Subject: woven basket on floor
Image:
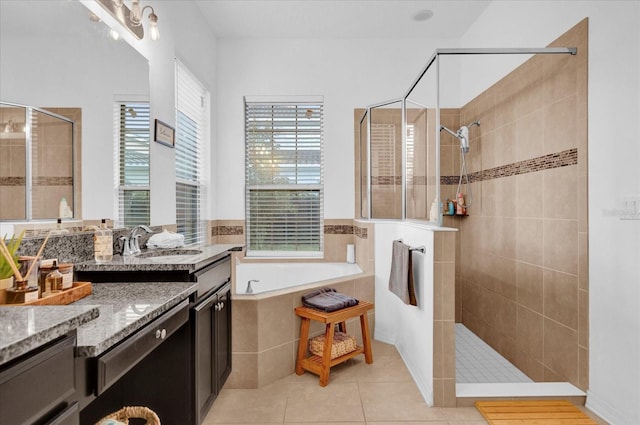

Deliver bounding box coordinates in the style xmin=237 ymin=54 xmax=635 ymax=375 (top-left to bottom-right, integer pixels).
xmin=95 ymin=406 xmax=160 ymax=425
xmin=309 ymin=331 xmax=357 ymax=359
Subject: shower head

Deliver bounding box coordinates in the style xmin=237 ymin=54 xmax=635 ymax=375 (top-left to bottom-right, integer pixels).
xmin=440 ymin=124 xmax=472 ymax=153
xmin=457 ymin=126 xmax=470 ymax=153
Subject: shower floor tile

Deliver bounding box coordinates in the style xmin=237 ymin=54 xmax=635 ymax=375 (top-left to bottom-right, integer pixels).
xmin=456 ymin=323 xmax=533 ymax=384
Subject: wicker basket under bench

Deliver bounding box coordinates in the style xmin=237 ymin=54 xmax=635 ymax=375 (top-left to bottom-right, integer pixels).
xmin=294 ymin=301 xmax=374 ymax=386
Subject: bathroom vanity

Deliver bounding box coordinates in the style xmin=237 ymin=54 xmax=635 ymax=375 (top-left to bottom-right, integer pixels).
xmin=75 ymin=244 xmax=238 ymax=425
xmin=0 ymin=244 xmax=239 ymax=425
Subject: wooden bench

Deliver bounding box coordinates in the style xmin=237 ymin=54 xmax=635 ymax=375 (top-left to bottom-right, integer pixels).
xmin=295 ymin=301 xmax=374 ymax=386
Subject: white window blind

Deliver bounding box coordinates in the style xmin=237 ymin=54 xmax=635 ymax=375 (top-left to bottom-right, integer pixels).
xmin=371 ymin=123 xmax=396 ymax=178
xmin=114 ymin=102 xmax=150 ymax=227
xmin=245 ymin=99 xmax=324 ymax=256
xmin=176 ymin=60 xmax=208 ymax=246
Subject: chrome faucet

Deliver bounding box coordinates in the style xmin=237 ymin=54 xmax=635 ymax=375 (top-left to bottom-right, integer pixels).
xmin=120 ymin=225 xmax=153 ymax=256
xmin=246 ymin=279 xmax=259 ymax=294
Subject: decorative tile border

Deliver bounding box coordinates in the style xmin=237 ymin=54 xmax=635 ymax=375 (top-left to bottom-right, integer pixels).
xmin=368 ymin=149 xmax=577 ymax=187
xmin=0 ymin=177 xmax=25 ymax=186
xmin=371 ymin=176 xmax=403 ymax=185
xmin=354 ymin=226 xmax=368 ymax=239
xmin=324 ymin=225 xmax=354 ymax=235
xmin=34 ymin=176 xmax=73 ymax=186
xmin=0 ymin=176 xmax=73 ymax=186
xmin=441 ymin=149 xmax=578 ymax=184
xmin=215 ymin=225 xmax=244 ymax=236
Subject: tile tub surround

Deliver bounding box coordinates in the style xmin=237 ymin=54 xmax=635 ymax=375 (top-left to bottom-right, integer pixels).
xmin=227 ymin=273 xmax=375 ymax=389
xmin=0 ymin=305 xmax=99 ymax=366
xmin=444 ymin=19 xmax=589 ymax=390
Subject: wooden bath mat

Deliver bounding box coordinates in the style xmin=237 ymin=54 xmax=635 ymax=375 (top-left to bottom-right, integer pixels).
xmin=475 ymin=400 xmax=597 ymax=425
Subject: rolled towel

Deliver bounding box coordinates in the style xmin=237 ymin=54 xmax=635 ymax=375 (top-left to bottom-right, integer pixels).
xmin=146 ymin=229 xmax=185 ymax=249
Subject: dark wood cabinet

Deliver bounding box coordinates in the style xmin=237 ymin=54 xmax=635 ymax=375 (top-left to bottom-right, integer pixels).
xmin=0 ymin=333 xmax=78 ymax=425
xmin=215 ymin=284 xmax=232 ymax=388
xmin=192 ymin=281 xmax=232 ymax=425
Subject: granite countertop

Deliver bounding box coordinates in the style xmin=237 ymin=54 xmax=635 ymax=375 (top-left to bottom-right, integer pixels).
xmin=1 ymin=243 xmax=239 ymax=365
xmin=72 ymin=281 xmax=197 ymax=357
xmin=0 ymin=305 xmax=100 ymax=366
xmin=75 ymin=244 xmax=241 ymax=273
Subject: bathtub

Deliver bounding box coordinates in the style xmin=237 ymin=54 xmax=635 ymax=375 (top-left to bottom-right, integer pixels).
xmin=228 ymin=260 xmax=374 ymax=389
xmin=234 ymin=261 xmax=364 ymax=296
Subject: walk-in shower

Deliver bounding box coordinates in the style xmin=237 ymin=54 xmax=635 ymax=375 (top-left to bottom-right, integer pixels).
xmin=358 ymin=41 xmax=585 ymax=402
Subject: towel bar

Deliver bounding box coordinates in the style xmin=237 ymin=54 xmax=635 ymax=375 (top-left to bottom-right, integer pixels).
xmin=393 ymin=239 xmax=425 ymax=254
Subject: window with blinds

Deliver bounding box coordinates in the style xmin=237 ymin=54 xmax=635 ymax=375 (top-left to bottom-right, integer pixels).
xmin=245 ymin=99 xmax=324 ymax=256
xmin=176 ymin=60 xmax=208 ymax=246
xmin=115 ymin=102 xmax=150 ymax=227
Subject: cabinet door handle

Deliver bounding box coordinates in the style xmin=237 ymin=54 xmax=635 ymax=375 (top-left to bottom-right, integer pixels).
xmin=219 ymin=301 xmax=225 ymax=310
xmin=156 ymin=328 xmax=167 ymax=339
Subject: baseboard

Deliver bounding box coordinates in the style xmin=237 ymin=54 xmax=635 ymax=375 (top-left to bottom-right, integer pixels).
xmin=587 ymin=390 xmax=634 ymax=425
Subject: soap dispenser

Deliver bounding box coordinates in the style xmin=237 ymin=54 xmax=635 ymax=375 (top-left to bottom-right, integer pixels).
xmin=44 ymin=260 xmax=63 ymax=295
xmin=94 ymin=219 xmax=113 ymax=263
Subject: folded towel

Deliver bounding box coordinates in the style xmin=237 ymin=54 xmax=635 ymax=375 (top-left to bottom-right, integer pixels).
xmin=388 ymin=240 xmax=417 ymax=306
xmin=147 ymin=230 xmax=185 ymax=249
xmin=302 ymin=287 xmax=359 ymax=312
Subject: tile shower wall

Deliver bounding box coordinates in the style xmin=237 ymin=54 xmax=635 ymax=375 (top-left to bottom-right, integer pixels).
xmin=442 ymin=19 xmax=588 ymax=390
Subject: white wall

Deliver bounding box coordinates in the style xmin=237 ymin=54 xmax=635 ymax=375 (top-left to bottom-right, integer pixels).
xmin=81 ymin=0 xmax=219 ymax=226
xmin=216 ymin=37 xmax=459 ymax=219
xmin=460 ymin=2 xmax=640 ymax=424
xmin=374 ymin=221 xmax=436 ymax=405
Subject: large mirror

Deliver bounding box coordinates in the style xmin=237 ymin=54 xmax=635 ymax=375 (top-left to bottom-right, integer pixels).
xmin=0 ymin=0 xmax=149 ymax=226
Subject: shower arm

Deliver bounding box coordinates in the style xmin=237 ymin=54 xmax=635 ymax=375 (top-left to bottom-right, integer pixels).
xmin=440 ymin=125 xmax=458 ymax=139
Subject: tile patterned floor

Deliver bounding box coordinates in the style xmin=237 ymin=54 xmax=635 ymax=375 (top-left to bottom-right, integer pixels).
xmin=455 ymin=324 xmax=533 ymax=384
xmin=203 ymin=339 xmax=607 ymax=425
xmin=203 ymin=339 xmax=488 ymax=425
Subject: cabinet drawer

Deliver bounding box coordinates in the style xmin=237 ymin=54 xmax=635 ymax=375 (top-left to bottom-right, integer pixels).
xmin=0 ymin=333 xmax=76 ymax=425
xmin=46 ymin=402 xmax=79 ymax=425
xmin=96 ymin=299 xmax=189 ymax=395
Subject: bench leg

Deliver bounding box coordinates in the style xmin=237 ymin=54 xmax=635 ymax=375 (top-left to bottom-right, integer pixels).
xmin=360 ymin=313 xmax=373 ymax=364
xmin=319 ymin=323 xmax=335 ymax=386
xmin=338 ymin=321 xmax=347 ymax=333
xmin=296 ymin=318 xmax=311 ymax=375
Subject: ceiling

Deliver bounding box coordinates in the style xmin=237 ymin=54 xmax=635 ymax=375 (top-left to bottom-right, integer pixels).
xmin=194 ymin=0 xmax=492 ymax=39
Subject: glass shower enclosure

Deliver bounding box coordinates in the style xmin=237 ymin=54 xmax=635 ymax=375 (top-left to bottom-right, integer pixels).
xmin=358 ymin=48 xmax=577 ymax=226
xmin=0 ymin=102 xmax=76 ymax=221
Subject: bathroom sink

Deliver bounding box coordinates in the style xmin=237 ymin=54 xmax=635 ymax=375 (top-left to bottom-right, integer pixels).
xmin=137 ymin=249 xmax=203 ymax=259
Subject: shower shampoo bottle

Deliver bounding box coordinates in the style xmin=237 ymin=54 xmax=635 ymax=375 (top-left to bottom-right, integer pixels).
xmin=456 ymin=193 xmax=466 ymax=215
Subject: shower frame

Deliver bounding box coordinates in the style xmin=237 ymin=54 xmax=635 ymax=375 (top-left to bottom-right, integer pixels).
xmin=0 ymin=101 xmax=76 ymax=221
xmin=359 ymin=47 xmax=577 ymax=226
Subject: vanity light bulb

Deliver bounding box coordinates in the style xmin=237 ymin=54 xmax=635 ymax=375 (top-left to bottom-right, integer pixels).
xmin=149 ymin=21 xmax=160 ymax=41
xmin=148 ymin=12 xmax=159 ymax=41
xmin=110 ymin=29 xmax=120 ymax=40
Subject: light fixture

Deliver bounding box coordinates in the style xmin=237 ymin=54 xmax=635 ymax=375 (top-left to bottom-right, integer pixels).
xmin=97 ymin=0 xmax=159 ymax=41
xmin=129 ymin=0 xmax=160 ymax=41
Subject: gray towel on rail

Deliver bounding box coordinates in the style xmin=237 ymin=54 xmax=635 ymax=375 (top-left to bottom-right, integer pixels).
xmin=302 ymin=287 xmax=359 ymax=312
xmin=388 ymin=240 xmax=417 ymax=306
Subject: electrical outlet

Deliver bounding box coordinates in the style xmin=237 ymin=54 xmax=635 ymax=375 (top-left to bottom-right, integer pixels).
xmin=621 ymin=196 xmax=640 ymax=220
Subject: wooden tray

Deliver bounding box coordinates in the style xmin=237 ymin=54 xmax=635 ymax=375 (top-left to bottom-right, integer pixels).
xmin=0 ymin=282 xmax=92 ymax=305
